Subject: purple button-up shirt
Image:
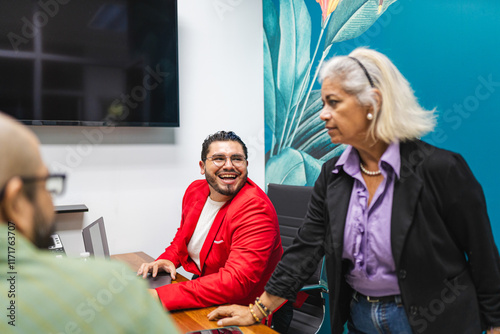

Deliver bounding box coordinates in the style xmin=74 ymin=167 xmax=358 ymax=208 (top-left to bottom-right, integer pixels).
xmin=333 ymin=142 xmax=401 ymax=297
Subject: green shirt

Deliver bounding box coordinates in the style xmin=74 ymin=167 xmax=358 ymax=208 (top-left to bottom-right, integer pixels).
xmin=0 ymin=222 xmax=180 ymax=333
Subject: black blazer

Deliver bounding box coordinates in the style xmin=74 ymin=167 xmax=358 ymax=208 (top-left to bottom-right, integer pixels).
xmin=266 ymin=140 xmax=500 ymax=333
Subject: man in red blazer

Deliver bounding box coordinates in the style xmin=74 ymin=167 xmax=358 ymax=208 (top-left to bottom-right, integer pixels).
xmin=137 ymin=131 xmax=283 ymax=311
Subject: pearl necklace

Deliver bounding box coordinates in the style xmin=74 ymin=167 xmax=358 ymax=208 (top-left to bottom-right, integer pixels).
xmin=360 ymin=162 xmax=381 ymax=176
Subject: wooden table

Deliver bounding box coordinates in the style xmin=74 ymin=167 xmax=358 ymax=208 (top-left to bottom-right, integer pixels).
xmin=111 ymin=252 xmax=278 ymax=334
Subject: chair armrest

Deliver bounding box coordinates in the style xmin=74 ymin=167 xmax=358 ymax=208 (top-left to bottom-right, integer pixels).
xmin=300 ymin=283 xmax=328 ymax=293
xmin=300 ymin=257 xmax=329 ymax=293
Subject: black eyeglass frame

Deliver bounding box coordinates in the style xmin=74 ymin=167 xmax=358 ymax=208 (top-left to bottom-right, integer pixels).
xmin=0 ymin=173 xmax=66 ymax=201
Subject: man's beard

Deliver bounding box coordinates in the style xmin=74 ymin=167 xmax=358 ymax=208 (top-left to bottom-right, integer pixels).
xmin=205 ymin=169 xmax=247 ymax=198
xmin=32 ymin=202 xmax=56 ymax=249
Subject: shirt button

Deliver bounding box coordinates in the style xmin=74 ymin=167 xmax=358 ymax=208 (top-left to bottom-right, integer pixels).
xmin=399 ymin=269 xmax=407 ymax=279
xmin=410 ymin=305 xmax=418 ymax=315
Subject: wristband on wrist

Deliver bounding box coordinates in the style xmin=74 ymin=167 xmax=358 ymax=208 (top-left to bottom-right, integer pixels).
xmin=490 ymin=326 xmax=500 ymax=332
xmin=255 ymin=297 xmax=271 ymax=317
xmin=249 ymin=304 xmax=261 ymax=323
xmin=254 ymin=302 xmax=267 ymax=320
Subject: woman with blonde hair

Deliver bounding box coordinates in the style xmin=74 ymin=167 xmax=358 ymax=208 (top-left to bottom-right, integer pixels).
xmin=209 ymin=48 xmax=500 ymax=333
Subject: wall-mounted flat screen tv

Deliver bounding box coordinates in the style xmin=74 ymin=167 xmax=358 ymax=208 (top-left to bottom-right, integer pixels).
xmin=0 ymin=0 xmax=179 ymax=127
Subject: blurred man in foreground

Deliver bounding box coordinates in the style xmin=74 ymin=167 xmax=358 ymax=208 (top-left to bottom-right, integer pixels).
xmin=0 ymin=112 xmax=179 ymax=333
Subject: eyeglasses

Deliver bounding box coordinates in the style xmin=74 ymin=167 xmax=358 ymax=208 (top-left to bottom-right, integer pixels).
xmin=0 ymin=174 xmax=66 ymax=202
xmin=206 ymin=154 xmax=247 ymax=167
xmin=22 ymin=174 xmax=67 ymax=196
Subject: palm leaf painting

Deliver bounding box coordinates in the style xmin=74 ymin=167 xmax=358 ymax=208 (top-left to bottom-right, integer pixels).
xmin=264 ymin=0 xmax=398 ymax=187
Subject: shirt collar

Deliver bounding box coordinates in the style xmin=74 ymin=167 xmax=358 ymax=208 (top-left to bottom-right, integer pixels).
xmin=332 ymin=141 xmax=401 ymax=179
xmin=382 ymin=141 xmax=401 ymax=178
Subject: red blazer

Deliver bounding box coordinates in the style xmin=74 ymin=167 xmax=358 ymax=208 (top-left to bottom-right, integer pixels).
xmin=156 ymin=178 xmax=282 ymax=310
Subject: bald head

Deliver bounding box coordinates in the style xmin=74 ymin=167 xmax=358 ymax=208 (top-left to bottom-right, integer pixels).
xmin=0 ymin=112 xmax=43 ymax=189
xmin=0 ymin=112 xmax=55 ymax=245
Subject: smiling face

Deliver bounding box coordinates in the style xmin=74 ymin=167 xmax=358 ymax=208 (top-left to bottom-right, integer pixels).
xmin=319 ymin=77 xmax=372 ymax=148
xmin=199 ymin=141 xmax=248 ymax=202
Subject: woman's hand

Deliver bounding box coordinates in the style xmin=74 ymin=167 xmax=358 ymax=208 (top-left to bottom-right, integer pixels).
xmin=207 ymin=305 xmax=256 ymax=327
xmin=208 ymin=292 xmax=285 ymax=327
xmin=136 ymin=259 xmax=177 ymax=280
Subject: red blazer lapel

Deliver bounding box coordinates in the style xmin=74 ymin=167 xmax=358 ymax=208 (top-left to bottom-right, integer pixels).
xmin=198 ymin=202 xmax=229 ymax=272
xmin=178 ymin=185 xmax=210 ymax=260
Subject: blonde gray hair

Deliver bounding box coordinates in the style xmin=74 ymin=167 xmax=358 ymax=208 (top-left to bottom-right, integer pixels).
xmin=319 ymin=47 xmax=436 ymax=143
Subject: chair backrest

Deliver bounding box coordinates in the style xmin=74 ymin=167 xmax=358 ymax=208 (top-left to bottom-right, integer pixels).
xmin=267 ymin=183 xmax=313 ymax=251
xmin=268 ymin=183 xmax=322 ymax=285
xmin=267 ymin=183 xmax=331 ymax=334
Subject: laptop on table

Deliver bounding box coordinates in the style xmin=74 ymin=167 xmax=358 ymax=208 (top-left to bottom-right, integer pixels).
xmin=82 ymin=217 xmax=171 ymax=288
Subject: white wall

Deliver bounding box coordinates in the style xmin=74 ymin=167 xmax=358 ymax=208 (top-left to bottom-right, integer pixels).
xmin=32 ymin=0 xmax=264 ymax=262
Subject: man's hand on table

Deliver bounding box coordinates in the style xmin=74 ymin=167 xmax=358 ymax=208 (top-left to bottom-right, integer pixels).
xmin=137 ymin=259 xmax=177 ymax=280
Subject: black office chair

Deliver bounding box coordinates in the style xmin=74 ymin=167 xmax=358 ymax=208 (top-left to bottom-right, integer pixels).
xmin=267 ymin=183 xmax=331 ymax=334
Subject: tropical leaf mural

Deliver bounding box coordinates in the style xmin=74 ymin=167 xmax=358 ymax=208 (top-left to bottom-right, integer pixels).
xmin=264 ymin=0 xmax=399 ymax=187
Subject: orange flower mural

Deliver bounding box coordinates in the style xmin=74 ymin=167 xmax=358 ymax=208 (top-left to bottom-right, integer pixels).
xmin=316 ymin=0 xmax=341 ymax=22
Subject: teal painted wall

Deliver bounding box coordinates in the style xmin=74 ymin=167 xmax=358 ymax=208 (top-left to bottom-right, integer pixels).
xmin=265 ymin=0 xmax=500 ymax=244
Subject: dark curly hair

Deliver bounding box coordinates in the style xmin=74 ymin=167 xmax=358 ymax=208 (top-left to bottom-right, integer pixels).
xmin=201 ymin=131 xmax=248 ymax=161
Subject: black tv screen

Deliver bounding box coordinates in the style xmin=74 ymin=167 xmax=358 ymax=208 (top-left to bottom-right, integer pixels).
xmin=0 ymin=0 xmax=179 ymax=127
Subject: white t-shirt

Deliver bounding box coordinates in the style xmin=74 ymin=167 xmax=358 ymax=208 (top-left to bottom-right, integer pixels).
xmin=187 ymin=197 xmax=226 ymax=270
